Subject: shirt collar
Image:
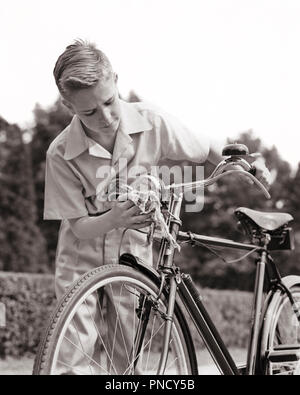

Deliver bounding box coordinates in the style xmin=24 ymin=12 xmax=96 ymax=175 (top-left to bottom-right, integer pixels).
xmin=63 ymin=99 xmax=152 ymax=160
xmin=87 ymin=137 xmax=112 ymax=159
xmin=118 ymin=99 xmax=152 ymax=135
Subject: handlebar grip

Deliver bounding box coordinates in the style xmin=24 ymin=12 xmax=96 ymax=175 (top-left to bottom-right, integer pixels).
xmin=244 ymin=171 xmax=271 ymax=199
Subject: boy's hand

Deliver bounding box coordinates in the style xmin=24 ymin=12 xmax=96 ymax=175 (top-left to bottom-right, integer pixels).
xmin=225 ymin=154 xmax=271 ymax=190
xmin=247 ymin=154 xmax=271 ymax=189
xmin=110 ymin=200 xmax=155 ymax=230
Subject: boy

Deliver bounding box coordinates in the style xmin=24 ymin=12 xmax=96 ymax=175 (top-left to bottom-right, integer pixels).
xmin=44 ymin=40 xmax=270 ymax=373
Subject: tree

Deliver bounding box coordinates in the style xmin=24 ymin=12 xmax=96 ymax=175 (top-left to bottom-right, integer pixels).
xmin=0 ymin=116 xmax=48 ymax=272
xmin=30 ymin=99 xmax=72 ymax=267
xmin=126 ymin=90 xmax=142 ymax=103
xmin=178 ymin=130 xmax=297 ymax=289
xmin=286 ymin=163 xmax=300 ymax=229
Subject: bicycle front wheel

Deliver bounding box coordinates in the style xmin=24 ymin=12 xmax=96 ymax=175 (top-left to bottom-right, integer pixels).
xmin=260 ymin=285 xmax=300 ymax=375
xmin=33 ymin=264 xmax=196 ymax=375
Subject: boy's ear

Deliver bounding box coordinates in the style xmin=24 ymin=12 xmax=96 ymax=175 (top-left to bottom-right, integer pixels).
xmin=61 ymin=97 xmax=73 ymax=113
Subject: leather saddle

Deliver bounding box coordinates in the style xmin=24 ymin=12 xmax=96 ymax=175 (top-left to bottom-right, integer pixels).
xmin=235 ymin=207 xmax=293 ymax=231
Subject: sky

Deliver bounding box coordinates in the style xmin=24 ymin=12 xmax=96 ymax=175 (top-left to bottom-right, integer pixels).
xmin=1 ymin=0 xmax=300 ymax=168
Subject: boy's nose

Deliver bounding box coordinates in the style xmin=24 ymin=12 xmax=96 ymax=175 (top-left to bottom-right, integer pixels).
xmin=99 ymin=107 xmax=113 ymax=126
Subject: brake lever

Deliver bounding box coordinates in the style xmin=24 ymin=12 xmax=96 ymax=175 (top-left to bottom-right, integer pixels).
xmin=207 ymin=160 xmax=270 ymax=199
xmin=233 ymin=170 xmax=271 ymax=199
xmin=210 ymin=157 xmax=252 ymax=178
xmin=222 ymin=157 xmax=270 ymax=199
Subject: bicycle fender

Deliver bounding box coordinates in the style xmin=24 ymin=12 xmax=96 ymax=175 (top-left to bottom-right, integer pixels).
xmin=263 ymin=276 xmax=300 ymax=322
xmin=119 ymin=253 xmax=162 ymax=285
xmin=257 ymin=275 xmax=300 ymax=372
xmin=281 ymin=275 xmax=300 ymax=290
xmin=263 ymin=275 xmax=300 ymax=329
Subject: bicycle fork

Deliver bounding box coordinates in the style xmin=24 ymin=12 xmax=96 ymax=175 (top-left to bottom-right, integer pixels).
xmin=132 ymin=192 xmax=184 ymax=374
xmin=130 ymin=276 xmax=178 ymax=375
xmin=156 ymin=276 xmax=178 ymax=375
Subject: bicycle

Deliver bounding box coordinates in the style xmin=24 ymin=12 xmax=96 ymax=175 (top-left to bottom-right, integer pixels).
xmin=33 ymin=143 xmax=300 ymax=375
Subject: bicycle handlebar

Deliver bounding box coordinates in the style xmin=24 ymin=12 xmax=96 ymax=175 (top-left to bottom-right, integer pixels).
xmin=165 ymin=157 xmax=271 ymax=199
xmin=113 ymin=147 xmax=271 ymax=203
xmin=113 ymin=150 xmax=270 ymax=249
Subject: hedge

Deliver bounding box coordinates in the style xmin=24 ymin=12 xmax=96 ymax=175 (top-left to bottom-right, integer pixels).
xmin=0 ymin=272 xmax=56 ymax=358
xmin=0 ymin=271 xmax=253 ymax=358
xmin=190 ymin=288 xmax=253 ymax=349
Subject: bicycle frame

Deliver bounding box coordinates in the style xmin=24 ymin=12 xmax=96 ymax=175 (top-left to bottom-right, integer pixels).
xmin=177 ymin=231 xmax=269 ymax=375
xmin=121 ymin=154 xmax=295 ymax=375
xmin=150 ymin=188 xmax=276 ymax=375
xmin=176 ymin=234 xmax=267 ymax=375
xmin=120 ymin=231 xmax=270 ymax=375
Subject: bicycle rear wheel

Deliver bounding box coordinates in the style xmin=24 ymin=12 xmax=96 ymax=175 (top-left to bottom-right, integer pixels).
xmin=33 ymin=264 xmax=197 ymax=375
xmin=260 ymin=285 xmax=300 ymax=375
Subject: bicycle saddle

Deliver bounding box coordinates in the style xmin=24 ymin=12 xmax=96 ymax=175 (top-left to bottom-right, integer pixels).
xmin=235 ymin=207 xmax=293 ymax=231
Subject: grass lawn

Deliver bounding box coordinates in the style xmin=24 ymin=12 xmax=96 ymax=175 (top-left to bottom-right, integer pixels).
xmin=196 ymin=348 xmax=247 ymax=375
xmin=0 ymin=357 xmax=34 ymax=375
xmin=0 ymin=348 xmax=247 ymax=375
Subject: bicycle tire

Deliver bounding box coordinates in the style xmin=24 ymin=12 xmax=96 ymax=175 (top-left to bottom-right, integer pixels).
xmin=33 ymin=264 xmax=197 ymax=375
xmin=259 ymin=284 xmax=300 ymax=375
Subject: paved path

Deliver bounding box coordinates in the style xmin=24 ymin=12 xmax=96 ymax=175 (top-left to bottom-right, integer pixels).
xmin=0 ymin=359 xmax=220 ymax=375
xmin=0 ymin=348 xmax=246 ymax=375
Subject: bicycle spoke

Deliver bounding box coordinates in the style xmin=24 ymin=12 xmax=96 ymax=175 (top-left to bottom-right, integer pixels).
xmin=63 ymin=335 xmax=108 ymax=373
xmin=131 ymin=287 xmax=137 ymax=374
xmin=267 ymin=291 xmax=300 ymax=375
xmin=83 ymin=298 xmax=118 ymax=375
xmin=166 ymin=356 xmax=179 ymax=371
xmin=145 ymin=313 xmax=157 ymax=372
xmin=132 ymin=295 xmax=148 ymax=370
xmin=35 ymin=267 xmax=192 ymax=376
xmin=96 ymin=289 xmax=109 ymax=352
xmin=108 ymin=283 xmax=132 ymax=372
xmin=57 ymin=359 xmax=94 ymax=375
xmin=71 ymin=318 xmax=94 ymax=375
xmin=95 ymin=288 xmax=112 ymax=366
xmin=109 ymin=311 xmax=119 ymax=374
xmin=123 ymin=321 xmax=165 ymax=375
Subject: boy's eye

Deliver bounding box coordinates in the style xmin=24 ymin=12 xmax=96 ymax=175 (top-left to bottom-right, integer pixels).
xmin=105 ymin=97 xmax=115 ymax=106
xmin=83 ymin=109 xmax=97 ymax=116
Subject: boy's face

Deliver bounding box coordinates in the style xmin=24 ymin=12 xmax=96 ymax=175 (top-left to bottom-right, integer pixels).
xmin=64 ymin=73 xmax=121 ymax=137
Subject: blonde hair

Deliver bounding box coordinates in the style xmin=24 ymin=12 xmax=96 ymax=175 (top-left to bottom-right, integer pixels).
xmin=53 ymin=39 xmax=113 ymax=96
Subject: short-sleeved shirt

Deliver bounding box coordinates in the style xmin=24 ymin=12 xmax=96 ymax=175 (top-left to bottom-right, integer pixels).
xmin=44 ymin=99 xmax=209 ymax=293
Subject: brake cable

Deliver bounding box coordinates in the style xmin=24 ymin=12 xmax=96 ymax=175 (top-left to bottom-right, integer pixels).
xmin=180 ymin=233 xmax=261 ymax=264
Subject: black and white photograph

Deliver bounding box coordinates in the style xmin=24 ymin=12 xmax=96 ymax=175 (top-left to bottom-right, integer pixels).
xmin=1 ymin=0 xmax=300 ymax=378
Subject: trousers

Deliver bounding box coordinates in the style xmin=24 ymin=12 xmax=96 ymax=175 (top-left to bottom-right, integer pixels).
xmin=54 ymin=225 xmax=153 ymax=375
